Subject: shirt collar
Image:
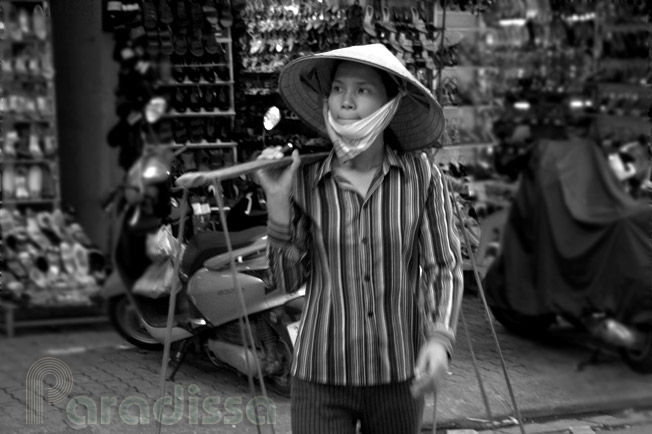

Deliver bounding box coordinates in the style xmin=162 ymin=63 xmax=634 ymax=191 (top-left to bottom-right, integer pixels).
xmin=312 ymin=145 xmax=407 ymax=189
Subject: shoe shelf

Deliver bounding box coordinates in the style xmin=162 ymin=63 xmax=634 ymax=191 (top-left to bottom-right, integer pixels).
xmin=2 ymin=197 xmax=56 ymax=205
xmin=160 ymin=79 xmax=234 ymax=86
xmin=172 ymin=141 xmax=237 ymax=148
xmin=1 ymin=0 xmax=61 ymax=211
xmin=165 ymin=109 xmax=235 ymax=117
xmin=0 ymin=300 xmax=106 ymax=338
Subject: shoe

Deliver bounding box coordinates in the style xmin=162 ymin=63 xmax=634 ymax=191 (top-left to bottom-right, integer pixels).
xmin=201 ymin=66 xmax=216 ymax=83
xmin=143 ymin=0 xmax=158 ymax=29
xmin=189 ymin=27 xmax=204 ymax=57
xmin=218 ymin=0 xmax=232 ymax=28
xmin=216 ymin=86 xmax=230 ymax=111
xmin=27 ymin=165 xmax=43 ymax=198
xmin=28 ymin=132 xmax=43 ymax=158
xmin=189 ymin=118 xmax=204 ymax=143
xmin=188 ymin=87 xmax=202 ymax=112
xmin=173 ymin=118 xmax=189 ymax=143
xmin=202 ymin=0 xmax=219 ymax=26
xmin=204 ymin=117 xmax=219 ymax=142
xmin=5 ymin=130 xmax=18 ymax=157
xmin=203 ymin=87 xmax=216 ymax=111
xmin=174 ymin=0 xmax=190 ymax=27
xmin=14 ymin=167 xmax=29 ymax=199
xmin=158 ymin=0 xmax=174 ymax=23
xmin=173 ymin=87 xmax=188 ymax=112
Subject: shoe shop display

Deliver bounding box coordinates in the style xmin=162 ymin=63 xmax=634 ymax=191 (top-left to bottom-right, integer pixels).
xmin=3 ymin=0 xmax=61 ymax=207
xmin=1 ymin=0 xmax=106 ymax=326
xmin=0 ymin=207 xmax=108 ymax=308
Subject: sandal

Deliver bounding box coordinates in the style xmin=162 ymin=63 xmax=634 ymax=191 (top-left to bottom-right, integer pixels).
xmin=173 ymin=29 xmax=188 ymax=55
xmin=218 ymin=0 xmax=233 ymax=28
xmin=143 ymin=0 xmax=158 ymax=29
xmin=204 ymin=27 xmax=219 ymax=54
xmin=174 ymin=0 xmax=190 ymax=27
xmin=159 ymin=25 xmax=174 ymax=55
xmin=158 ymin=0 xmax=174 ymax=24
xmin=202 ymin=0 xmax=219 ymax=26
xmin=188 ymin=0 xmax=204 ymax=23
xmin=189 ymin=27 xmax=204 ymax=57
xmin=362 ymin=5 xmax=376 ymax=37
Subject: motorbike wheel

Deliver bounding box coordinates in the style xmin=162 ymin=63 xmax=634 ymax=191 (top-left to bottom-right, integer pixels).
xmin=108 ymin=295 xmax=163 ymax=351
xmin=269 ymin=337 xmax=293 ymax=398
xmin=490 ymin=307 xmax=556 ymax=338
xmin=620 ymin=330 xmax=652 ymax=374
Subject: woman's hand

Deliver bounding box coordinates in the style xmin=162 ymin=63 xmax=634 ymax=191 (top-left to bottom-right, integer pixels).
xmin=256 ymin=146 xmax=301 ymax=225
xmin=410 ymin=340 xmax=449 ymax=397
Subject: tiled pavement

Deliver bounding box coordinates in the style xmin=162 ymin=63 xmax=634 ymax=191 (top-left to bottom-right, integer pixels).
xmin=2 ymin=294 xmax=652 ymax=434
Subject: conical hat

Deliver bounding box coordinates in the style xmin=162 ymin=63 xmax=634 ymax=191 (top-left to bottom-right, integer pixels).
xmin=277 ymin=44 xmax=445 ymax=151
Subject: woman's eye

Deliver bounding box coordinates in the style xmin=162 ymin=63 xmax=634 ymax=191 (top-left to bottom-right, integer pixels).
xmin=358 ymin=88 xmax=370 ymax=94
xmin=331 ymin=85 xmax=342 ymax=93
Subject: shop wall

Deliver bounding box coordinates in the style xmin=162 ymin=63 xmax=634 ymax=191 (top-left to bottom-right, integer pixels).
xmin=50 ymin=0 xmax=121 ymax=254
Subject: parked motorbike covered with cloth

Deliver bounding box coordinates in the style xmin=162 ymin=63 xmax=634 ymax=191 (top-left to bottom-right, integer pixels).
xmin=483 ymin=137 xmax=652 ymax=373
xmin=100 ymin=147 xmax=304 ymax=396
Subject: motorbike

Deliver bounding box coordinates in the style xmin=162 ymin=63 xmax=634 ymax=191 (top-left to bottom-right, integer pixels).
xmin=100 ymin=143 xmax=304 ymax=397
xmin=482 ymin=136 xmax=652 ymax=373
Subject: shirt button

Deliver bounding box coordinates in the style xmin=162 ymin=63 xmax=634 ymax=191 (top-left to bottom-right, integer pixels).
xmin=362 ymin=237 xmax=368 ymax=244
xmin=364 ymin=275 xmax=370 ymax=282
xmin=368 ymin=311 xmax=374 ymax=317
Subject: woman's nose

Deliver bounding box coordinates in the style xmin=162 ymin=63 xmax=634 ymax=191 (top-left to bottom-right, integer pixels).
xmin=341 ymin=91 xmax=354 ymax=109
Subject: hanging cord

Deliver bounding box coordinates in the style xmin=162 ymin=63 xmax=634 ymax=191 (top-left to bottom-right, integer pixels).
xmin=155 ymin=189 xmax=190 ymax=434
xmin=460 ymin=308 xmax=493 ymax=421
xmin=447 ymin=178 xmax=527 ymax=434
xmin=212 ymin=179 xmax=275 ymax=434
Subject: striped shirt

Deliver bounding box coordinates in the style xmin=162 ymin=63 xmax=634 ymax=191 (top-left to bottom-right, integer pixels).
xmin=267 ymin=146 xmax=463 ymax=386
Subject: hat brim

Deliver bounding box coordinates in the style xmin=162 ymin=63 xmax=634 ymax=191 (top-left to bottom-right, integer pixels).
xmin=277 ymin=44 xmax=445 ymax=152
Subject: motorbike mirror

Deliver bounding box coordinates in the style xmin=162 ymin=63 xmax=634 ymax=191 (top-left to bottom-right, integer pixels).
xmin=144 ymin=96 xmax=168 ymax=124
xmin=263 ymin=106 xmax=281 ymax=131
xmin=141 ymin=153 xmax=171 ymax=183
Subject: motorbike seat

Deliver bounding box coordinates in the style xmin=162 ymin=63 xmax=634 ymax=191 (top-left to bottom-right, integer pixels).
xmin=180 ymin=226 xmax=267 ymax=279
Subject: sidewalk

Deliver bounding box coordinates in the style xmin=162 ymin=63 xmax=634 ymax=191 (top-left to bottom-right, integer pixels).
xmin=1 ymin=294 xmax=652 ymax=434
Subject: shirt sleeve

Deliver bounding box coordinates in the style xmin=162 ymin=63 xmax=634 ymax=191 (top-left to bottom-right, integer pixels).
xmin=267 ymin=199 xmax=311 ymax=294
xmin=418 ymin=163 xmax=464 ymax=358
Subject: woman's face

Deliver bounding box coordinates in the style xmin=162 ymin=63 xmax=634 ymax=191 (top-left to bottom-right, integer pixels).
xmin=328 ymin=61 xmax=389 ymax=125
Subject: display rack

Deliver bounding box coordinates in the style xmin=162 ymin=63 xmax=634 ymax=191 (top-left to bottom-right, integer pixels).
xmin=0 ymin=0 xmax=107 ymax=337
xmin=1 ymin=0 xmax=60 ymax=209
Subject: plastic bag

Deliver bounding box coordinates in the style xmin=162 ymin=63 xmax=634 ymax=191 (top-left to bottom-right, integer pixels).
xmin=132 ymin=258 xmax=176 ymax=298
xmin=146 ymin=224 xmax=182 ymax=262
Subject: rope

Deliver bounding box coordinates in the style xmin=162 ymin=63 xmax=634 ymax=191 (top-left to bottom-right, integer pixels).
xmin=460 ymin=309 xmax=493 ymax=421
xmin=155 ymin=189 xmax=189 ymax=434
xmin=448 ymin=179 xmax=527 ymax=434
xmin=212 ymin=179 xmax=275 ymax=434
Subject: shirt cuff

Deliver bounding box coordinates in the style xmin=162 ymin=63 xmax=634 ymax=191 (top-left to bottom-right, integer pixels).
xmin=425 ymin=323 xmax=456 ymax=360
xmin=267 ymin=219 xmax=292 ymax=247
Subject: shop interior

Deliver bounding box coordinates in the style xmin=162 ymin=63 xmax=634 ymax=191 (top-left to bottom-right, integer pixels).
xmin=0 ymin=0 xmax=650 ymax=335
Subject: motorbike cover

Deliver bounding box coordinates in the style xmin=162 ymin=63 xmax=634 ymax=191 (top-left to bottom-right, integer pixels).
xmin=485 ymin=138 xmax=652 ymax=325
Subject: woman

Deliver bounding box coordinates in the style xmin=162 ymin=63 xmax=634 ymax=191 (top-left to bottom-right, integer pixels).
xmin=258 ymin=44 xmax=463 ymax=434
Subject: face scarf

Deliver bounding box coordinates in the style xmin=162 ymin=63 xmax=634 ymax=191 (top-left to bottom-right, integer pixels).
xmin=324 ymin=94 xmax=404 ymax=164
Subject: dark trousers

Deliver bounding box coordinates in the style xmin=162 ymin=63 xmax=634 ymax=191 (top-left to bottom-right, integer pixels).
xmin=291 ymin=377 xmax=425 ymax=434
